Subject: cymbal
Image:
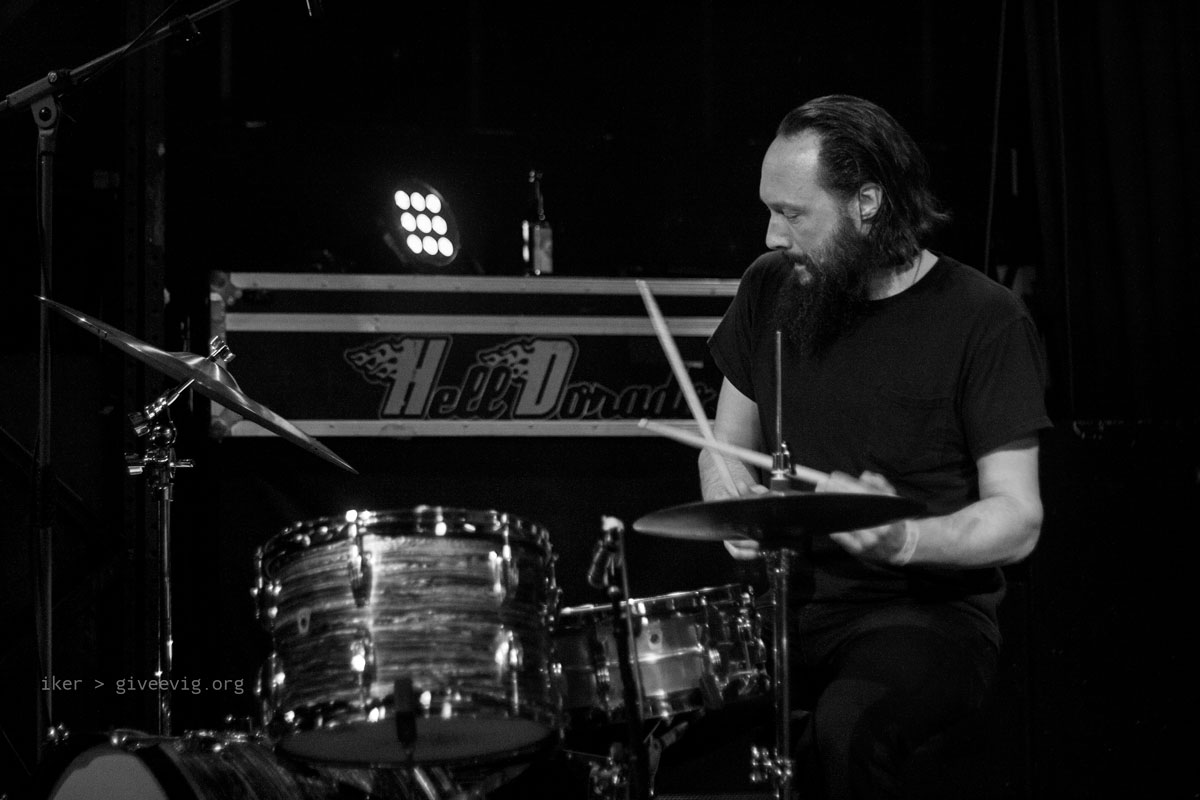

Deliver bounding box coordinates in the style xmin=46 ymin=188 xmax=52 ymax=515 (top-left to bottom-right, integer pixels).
xmin=39 ymin=296 xmax=357 ymax=474
xmin=633 ymin=492 xmax=924 ymax=544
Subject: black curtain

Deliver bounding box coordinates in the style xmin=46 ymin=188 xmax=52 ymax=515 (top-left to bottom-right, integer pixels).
xmin=1026 ymin=0 xmax=1200 ymax=421
xmin=1020 ymin=2 xmax=1199 ymax=796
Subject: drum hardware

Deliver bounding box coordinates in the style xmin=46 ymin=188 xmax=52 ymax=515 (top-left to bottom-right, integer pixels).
xmin=559 ymin=745 xmax=626 ymax=800
xmin=351 ymin=628 xmax=379 ymax=716
xmin=591 ymin=636 xmax=614 ymax=711
xmin=349 ymin=527 xmax=375 ymax=607
xmin=562 ymin=713 xmax=696 ymax=800
xmin=220 ymin=714 xmax=258 ymax=735
xmin=123 ymin=339 xmax=236 ymax=736
xmin=489 ymin=542 xmax=519 ymax=599
xmin=769 ymin=330 xmax=794 ymax=495
xmin=124 ymin=406 xmax=191 ymax=737
xmin=586 ymin=515 xmax=651 ymax=800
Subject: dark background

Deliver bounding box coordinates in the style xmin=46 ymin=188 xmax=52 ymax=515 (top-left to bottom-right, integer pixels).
xmin=1 ymin=1 xmax=1197 ymax=797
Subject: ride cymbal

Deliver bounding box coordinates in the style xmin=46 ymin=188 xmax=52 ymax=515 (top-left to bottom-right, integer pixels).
xmin=633 ymin=492 xmax=924 ymax=545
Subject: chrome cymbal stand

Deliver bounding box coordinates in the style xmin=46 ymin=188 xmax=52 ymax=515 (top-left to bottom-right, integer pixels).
xmin=597 ymin=516 xmax=651 ymax=800
xmin=750 ymin=545 xmax=795 ymax=800
xmin=750 ymin=330 xmax=797 ymax=798
xmin=124 ymin=336 xmax=232 ymax=734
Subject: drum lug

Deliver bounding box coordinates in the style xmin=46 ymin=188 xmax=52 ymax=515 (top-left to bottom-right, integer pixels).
xmin=179 ymin=730 xmax=235 ymax=753
xmin=493 ymin=627 xmax=524 ymax=714
xmin=546 ymin=552 xmax=562 ymax=627
xmin=737 ymin=605 xmax=766 ymax=661
xmin=351 ymin=630 xmax=377 ymax=695
xmin=251 ymin=547 xmax=281 ymax=627
xmin=44 ymin=723 xmax=69 ymax=749
xmin=587 ymin=632 xmax=613 ymax=710
xmin=705 ymin=645 xmax=723 ymax=672
xmin=257 ymin=652 xmax=286 ymax=723
xmin=348 ymin=529 xmax=373 ymax=607
xmin=488 ymin=544 xmax=518 ymax=601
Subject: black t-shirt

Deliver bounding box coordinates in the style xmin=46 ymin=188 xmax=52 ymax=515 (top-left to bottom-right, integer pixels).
xmin=709 ymin=251 xmax=1052 ymax=639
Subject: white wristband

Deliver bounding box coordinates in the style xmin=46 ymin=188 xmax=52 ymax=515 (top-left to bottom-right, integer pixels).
xmin=893 ymin=520 xmax=919 ymax=566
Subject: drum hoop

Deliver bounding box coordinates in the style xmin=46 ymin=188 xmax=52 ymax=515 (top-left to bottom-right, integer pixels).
xmin=558 ymin=582 xmax=748 ymax=619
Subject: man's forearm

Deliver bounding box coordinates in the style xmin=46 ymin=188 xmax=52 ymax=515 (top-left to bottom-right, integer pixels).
xmin=904 ymin=493 xmax=1042 ymax=568
xmin=698 ymin=448 xmax=760 ymax=501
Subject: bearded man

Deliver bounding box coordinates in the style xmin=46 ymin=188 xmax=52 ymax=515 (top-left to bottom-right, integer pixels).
xmin=699 ymin=95 xmax=1051 ymax=799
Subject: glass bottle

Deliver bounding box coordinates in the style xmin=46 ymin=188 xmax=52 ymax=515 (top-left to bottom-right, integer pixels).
xmin=522 ymin=169 xmax=553 ymax=276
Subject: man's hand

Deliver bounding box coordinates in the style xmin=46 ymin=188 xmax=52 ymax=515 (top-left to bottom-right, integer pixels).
xmin=818 ymin=470 xmax=916 ymax=566
xmin=722 ymin=481 xmax=769 ymax=560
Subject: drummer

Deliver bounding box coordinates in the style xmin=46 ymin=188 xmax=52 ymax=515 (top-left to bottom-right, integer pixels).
xmin=699 ymin=95 xmax=1051 ymax=798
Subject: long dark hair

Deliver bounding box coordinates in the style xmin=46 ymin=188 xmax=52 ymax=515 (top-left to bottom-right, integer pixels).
xmin=777 ymin=95 xmax=950 ymax=264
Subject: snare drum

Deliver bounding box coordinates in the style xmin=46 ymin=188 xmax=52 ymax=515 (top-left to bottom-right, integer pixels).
xmin=254 ymin=507 xmax=560 ymax=767
xmin=554 ymin=584 xmax=767 ymax=722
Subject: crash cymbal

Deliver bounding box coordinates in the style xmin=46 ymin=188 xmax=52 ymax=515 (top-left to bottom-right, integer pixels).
xmin=633 ymin=492 xmax=924 ymax=544
xmin=39 ymin=296 xmax=357 ymax=474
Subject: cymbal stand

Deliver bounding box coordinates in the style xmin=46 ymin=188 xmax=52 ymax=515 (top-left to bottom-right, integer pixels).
xmin=750 ymin=544 xmax=794 ymax=800
xmin=124 ymin=337 xmax=233 ymax=735
xmin=596 ymin=517 xmax=651 ymax=800
xmin=769 ymin=330 xmax=793 ymax=493
xmin=751 ymin=329 xmax=796 ymax=798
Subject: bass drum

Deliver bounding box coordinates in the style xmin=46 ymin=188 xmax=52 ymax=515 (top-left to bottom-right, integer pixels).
xmin=255 ymin=506 xmax=561 ymax=767
xmin=37 ymin=730 xmax=529 ymax=799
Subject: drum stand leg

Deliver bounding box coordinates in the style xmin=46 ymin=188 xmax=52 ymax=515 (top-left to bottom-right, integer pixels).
xmin=125 ymin=343 xmax=228 ymax=734
xmin=750 ymin=547 xmax=795 ymax=800
xmin=593 ymin=517 xmax=653 ymax=800
xmin=126 ymin=417 xmax=193 ymax=736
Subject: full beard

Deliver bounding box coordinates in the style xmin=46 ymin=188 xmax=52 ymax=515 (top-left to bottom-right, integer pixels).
xmin=771 ymin=215 xmax=891 ymax=357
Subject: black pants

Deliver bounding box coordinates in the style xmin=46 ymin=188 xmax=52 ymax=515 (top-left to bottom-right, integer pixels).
xmin=790 ymin=601 xmax=999 ymax=800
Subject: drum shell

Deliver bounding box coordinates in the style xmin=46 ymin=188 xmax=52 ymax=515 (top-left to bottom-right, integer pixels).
xmin=255 ymin=507 xmax=561 ymax=766
xmin=554 ymin=584 xmax=767 ymax=722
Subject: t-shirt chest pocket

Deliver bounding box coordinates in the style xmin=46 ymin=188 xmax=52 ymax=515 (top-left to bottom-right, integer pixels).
xmin=863 ymin=385 xmax=960 ymax=477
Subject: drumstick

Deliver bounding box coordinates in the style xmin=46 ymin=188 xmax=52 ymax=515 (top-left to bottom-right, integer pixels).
xmin=635 ymin=280 xmax=738 ymax=495
xmin=638 ymin=418 xmax=829 ymax=485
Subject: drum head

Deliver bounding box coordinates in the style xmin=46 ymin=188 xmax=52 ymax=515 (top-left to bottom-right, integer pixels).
xmin=46 ymin=746 xmax=167 ymax=800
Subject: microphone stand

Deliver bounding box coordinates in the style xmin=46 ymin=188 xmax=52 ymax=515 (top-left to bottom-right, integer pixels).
xmin=1 ymin=0 xmax=247 ymax=755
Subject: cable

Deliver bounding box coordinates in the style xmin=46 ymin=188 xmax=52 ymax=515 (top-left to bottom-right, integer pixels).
xmin=1051 ymin=0 xmax=1076 ymax=416
xmin=983 ymin=0 xmax=1009 ymax=280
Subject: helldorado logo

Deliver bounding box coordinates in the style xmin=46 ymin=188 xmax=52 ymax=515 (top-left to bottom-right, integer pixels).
xmin=344 ymin=336 xmax=714 ymax=421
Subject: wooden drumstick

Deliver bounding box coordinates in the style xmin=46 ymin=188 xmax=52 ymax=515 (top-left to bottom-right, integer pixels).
xmin=638 ymin=418 xmax=829 ymax=486
xmin=635 ymin=280 xmax=738 ymax=495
